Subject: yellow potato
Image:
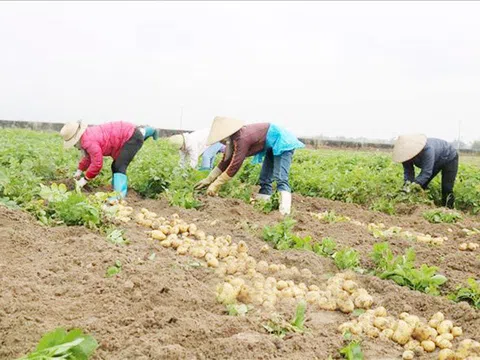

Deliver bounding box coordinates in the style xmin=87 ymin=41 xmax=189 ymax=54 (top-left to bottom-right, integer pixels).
xmin=437 ymin=320 xmax=453 ymax=335
xmin=392 ymin=320 xmax=414 ymax=345
xmin=374 ymin=306 xmax=387 ymax=317
xmin=451 ymin=326 xmax=463 ymax=337
xmin=412 ymin=324 xmax=431 ymax=342
xmin=421 ymin=340 xmax=436 ymax=352
xmin=438 ymin=349 xmax=455 ymax=360
xmin=402 ymin=350 xmax=414 ymax=360
xmin=336 ymin=299 xmax=355 ymax=314
xmin=151 ymin=230 xmax=167 ymax=240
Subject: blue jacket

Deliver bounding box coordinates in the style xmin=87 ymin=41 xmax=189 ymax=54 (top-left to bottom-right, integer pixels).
xmin=403 ymin=138 xmax=458 ymax=188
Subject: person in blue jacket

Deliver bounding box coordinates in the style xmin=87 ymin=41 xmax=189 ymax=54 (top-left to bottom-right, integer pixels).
xmin=393 ymin=134 xmax=459 ymax=208
xmin=199 ymin=142 xmax=226 ymax=171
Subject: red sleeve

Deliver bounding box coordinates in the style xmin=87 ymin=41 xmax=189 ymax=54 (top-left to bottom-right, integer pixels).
xmin=217 ymin=153 xmax=231 ymax=172
xmin=224 ymin=140 xmax=248 ymax=177
xmin=78 ymin=156 xmax=91 ymax=171
xmin=84 ymin=144 xmax=104 ymax=180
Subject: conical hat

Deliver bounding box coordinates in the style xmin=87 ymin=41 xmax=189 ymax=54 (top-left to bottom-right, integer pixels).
xmin=206 ymin=116 xmax=244 ymax=145
xmin=167 ymin=134 xmax=185 ymax=150
xmin=60 ymin=120 xmax=88 ymax=148
xmin=393 ymin=134 xmax=427 ymax=163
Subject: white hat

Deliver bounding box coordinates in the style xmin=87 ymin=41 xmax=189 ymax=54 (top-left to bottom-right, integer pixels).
xmin=167 ymin=134 xmax=185 ymax=150
xmin=60 ymin=121 xmax=88 ymax=149
xmin=393 ymin=134 xmax=427 ymax=163
xmin=206 ymin=116 xmax=244 ymax=145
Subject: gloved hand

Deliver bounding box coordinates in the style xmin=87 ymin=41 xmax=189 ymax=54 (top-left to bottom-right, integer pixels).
xmin=76 ymin=177 xmax=88 ymax=188
xmin=206 ymin=172 xmax=231 ymax=196
xmin=73 ymin=169 xmax=83 ymax=180
xmin=194 ymin=167 xmax=222 ymax=190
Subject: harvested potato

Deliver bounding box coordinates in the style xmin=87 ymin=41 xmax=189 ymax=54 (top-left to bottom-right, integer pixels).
xmin=354 ymin=293 xmax=373 ymax=309
xmin=151 ymin=230 xmax=167 ymax=240
xmin=301 ymin=268 xmax=313 ymax=278
xmin=404 ymin=315 xmax=420 ymax=328
xmin=160 ymin=239 xmax=172 ymax=248
xmin=436 ymin=339 xmax=452 ymax=350
xmin=437 ymin=320 xmax=453 ymax=335
xmin=374 ymin=306 xmax=387 ymax=317
xmin=421 ymin=340 xmax=436 ymax=352
xmin=451 ymin=326 xmax=463 ymax=337
xmin=392 ymin=320 xmax=414 ymax=345
xmin=380 ymin=329 xmax=394 ymax=340
xmin=402 ymin=350 xmax=414 ymax=360
xmin=216 ymin=283 xmax=236 ymax=305
xmin=468 ymin=242 xmax=479 ymax=250
xmin=412 ymin=324 xmax=431 ymax=342
xmin=336 ymin=299 xmax=354 ymax=313
xmin=342 ymin=280 xmax=358 ymax=293
xmin=374 ymin=317 xmax=390 ymax=331
xmin=438 ymin=349 xmax=455 ymax=360
xmin=238 ymin=241 xmax=249 ymax=253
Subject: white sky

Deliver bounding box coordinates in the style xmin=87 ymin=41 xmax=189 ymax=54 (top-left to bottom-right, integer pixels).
xmin=1 ymin=1 xmax=479 ymax=142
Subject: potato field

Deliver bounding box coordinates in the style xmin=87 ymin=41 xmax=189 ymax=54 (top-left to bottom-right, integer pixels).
xmin=1 ymin=128 xmax=480 ymax=360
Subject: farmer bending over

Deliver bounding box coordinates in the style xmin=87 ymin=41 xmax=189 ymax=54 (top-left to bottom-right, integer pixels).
xmin=60 ymin=121 xmax=158 ymax=200
xmin=194 ymin=116 xmax=304 ymax=215
xmin=167 ymin=128 xmax=226 ymax=170
xmin=393 ymin=134 xmax=458 ymax=208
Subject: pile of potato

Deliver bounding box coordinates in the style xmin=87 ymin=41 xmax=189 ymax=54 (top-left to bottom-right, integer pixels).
xmin=458 ymin=242 xmax=479 ymax=252
xmin=127 ymin=206 xmax=479 ymax=360
xmin=132 ymin=208 xmax=375 ymax=314
xmin=109 ymin=203 xmax=134 ymax=223
xmin=340 ymin=309 xmax=480 ymax=359
xmin=310 ymin=212 xmax=447 ymax=246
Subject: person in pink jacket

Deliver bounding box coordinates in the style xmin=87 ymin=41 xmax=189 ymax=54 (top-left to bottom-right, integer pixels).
xmin=59 ymin=120 xmax=158 ymax=200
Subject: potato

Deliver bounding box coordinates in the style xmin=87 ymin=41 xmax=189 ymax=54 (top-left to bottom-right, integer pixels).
xmin=309 ymin=285 xmax=320 ymax=292
xmin=300 ymin=268 xmax=313 ymax=278
xmin=318 ymin=297 xmax=337 ymax=311
xmin=438 ymin=333 xmax=454 ymax=342
xmin=405 ymin=340 xmax=420 ymax=351
xmin=269 ymin=264 xmax=280 ymax=273
xmin=431 ymin=312 xmax=445 ymax=323
xmin=399 ymin=312 xmax=410 ymax=320
xmin=279 ymin=264 xmax=287 ymax=271
xmin=374 ymin=317 xmax=390 ymax=331
xmin=412 ymin=324 xmax=431 ymax=342
xmin=216 ymin=283 xmax=236 ymax=305
xmin=237 ymin=241 xmax=249 ymax=253
xmin=438 ymin=349 xmax=455 ymax=360
xmin=277 ymin=280 xmax=288 ymax=290
xmin=218 ymin=247 xmax=230 ymax=259
xmin=451 ymin=326 xmax=463 ymax=337
xmin=151 ymin=230 xmax=167 ymax=240
xmin=365 ymin=327 xmax=380 ymax=338
xmin=468 ymin=242 xmax=479 ymax=251
xmin=421 ymin=340 xmax=436 ymax=352
xmin=404 ymin=315 xmax=420 ymax=328
xmin=306 ymin=291 xmax=321 ymax=304
xmin=392 ymin=320 xmax=414 ymax=345
xmin=436 ymin=339 xmax=453 ymax=350
xmin=402 ymin=350 xmax=414 ymax=360
xmin=177 ymin=245 xmax=189 ymax=255
xmin=437 ymin=320 xmax=453 ymax=335
xmin=207 ymin=257 xmax=219 ymax=268
xmin=354 ymin=294 xmax=373 ymax=309
xmin=459 ymin=339 xmax=474 ymax=350
xmin=260 ymin=244 xmax=270 ymax=253
xmin=178 ymin=223 xmax=189 ymax=233
xmin=190 ymin=247 xmax=206 ymax=259
xmin=257 ymin=261 xmax=269 ymax=274
xmin=160 ymin=239 xmax=172 ymax=248
xmin=374 ymin=306 xmax=387 ymax=317
xmin=336 ymin=299 xmax=355 ymax=314
xmin=380 ymin=329 xmax=394 ymax=340
xmin=195 ymin=230 xmax=206 ymax=240
xmin=338 ymin=321 xmax=355 ymax=334
xmin=342 ymin=280 xmax=358 ymax=293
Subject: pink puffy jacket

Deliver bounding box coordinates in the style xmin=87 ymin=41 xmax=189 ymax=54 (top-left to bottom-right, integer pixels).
xmin=78 ymin=122 xmax=136 ymax=179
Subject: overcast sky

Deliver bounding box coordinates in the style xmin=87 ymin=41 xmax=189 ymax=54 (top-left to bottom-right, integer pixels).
xmin=1 ymin=1 xmax=479 ymax=142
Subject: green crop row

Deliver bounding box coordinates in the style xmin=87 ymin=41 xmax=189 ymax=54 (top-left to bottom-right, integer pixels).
xmin=1 ymin=128 xmax=480 ymax=215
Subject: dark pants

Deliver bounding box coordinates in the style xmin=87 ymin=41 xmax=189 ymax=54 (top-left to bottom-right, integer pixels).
xmin=259 ymin=149 xmax=294 ymax=194
xmin=427 ymin=154 xmax=459 ymax=208
xmin=111 ymin=128 xmax=144 ymax=175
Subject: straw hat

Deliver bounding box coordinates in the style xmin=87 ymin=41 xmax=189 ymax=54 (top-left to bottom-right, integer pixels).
xmin=206 ymin=116 xmax=244 ymax=145
xmin=60 ymin=121 xmax=88 ymax=148
xmin=393 ymin=134 xmax=427 ymax=163
xmin=167 ymin=134 xmax=185 ymax=150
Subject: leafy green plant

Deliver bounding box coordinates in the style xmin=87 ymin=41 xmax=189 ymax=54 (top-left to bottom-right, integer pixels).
xmin=254 ymin=192 xmax=280 ymax=214
xmin=263 ymin=301 xmax=307 ymax=338
xmin=16 ymin=327 xmax=98 ymax=360
xmin=340 ymin=340 xmax=364 ymax=360
xmin=333 ymin=248 xmax=360 ymax=270
xmin=263 ymin=218 xmax=311 ymax=250
xmin=371 ymin=242 xmax=447 ymax=295
xmin=313 ymin=237 xmax=337 ymax=257
xmin=422 ymin=209 xmax=462 ymax=224
xmin=166 ymin=189 xmax=203 ymax=209
xmin=106 ymin=260 xmax=122 ymax=277
xmin=106 ymin=228 xmax=129 ymax=245
xmin=226 ymin=303 xmax=249 ymax=316
xmin=449 ymin=278 xmax=480 ymax=309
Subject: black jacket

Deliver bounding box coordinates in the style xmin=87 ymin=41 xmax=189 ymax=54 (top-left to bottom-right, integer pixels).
xmin=403 ymin=138 xmax=458 ymax=188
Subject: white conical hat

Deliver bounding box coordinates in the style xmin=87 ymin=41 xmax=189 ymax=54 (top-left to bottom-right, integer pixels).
xmin=206 ymin=116 xmax=244 ymax=145
xmin=60 ymin=120 xmax=88 ymax=148
xmin=393 ymin=134 xmax=427 ymax=163
xmin=167 ymin=134 xmax=185 ymax=150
